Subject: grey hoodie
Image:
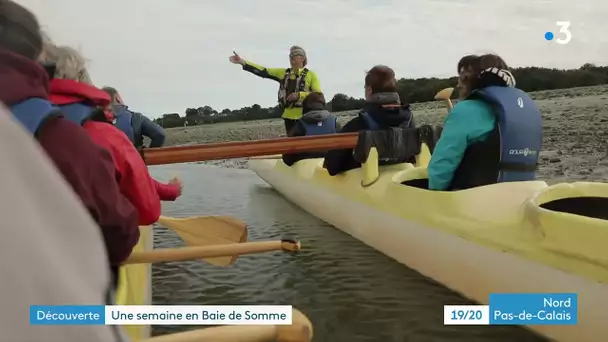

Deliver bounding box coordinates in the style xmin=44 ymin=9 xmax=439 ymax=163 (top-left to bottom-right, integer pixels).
xmin=0 ymin=104 xmax=127 ymax=342
xmin=300 ymin=109 xmax=332 ymax=124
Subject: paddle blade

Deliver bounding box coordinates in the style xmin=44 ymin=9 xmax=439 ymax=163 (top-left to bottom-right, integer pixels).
xmin=157 ymin=215 xmax=247 ymax=266
xmin=434 ymin=87 xmax=454 ymax=100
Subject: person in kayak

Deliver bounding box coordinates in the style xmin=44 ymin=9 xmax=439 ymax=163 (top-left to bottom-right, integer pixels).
xmin=229 ymin=46 xmax=322 ymax=134
xmin=101 ymin=86 xmax=166 ymax=148
xmin=427 ymin=54 xmax=542 ymax=191
xmin=41 ymin=44 xmax=184 ymax=222
xmin=0 ymin=1 xmax=139 ymax=269
xmin=282 ymin=92 xmax=340 ymax=166
xmin=323 ymin=65 xmax=415 ymax=176
xmin=0 ymin=103 xmax=128 ymax=342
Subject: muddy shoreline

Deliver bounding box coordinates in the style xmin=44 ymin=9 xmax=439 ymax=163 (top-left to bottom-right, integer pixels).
xmin=163 ymin=85 xmax=608 ymax=182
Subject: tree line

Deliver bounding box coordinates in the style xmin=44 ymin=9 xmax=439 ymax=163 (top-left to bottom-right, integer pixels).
xmin=154 ymin=63 xmax=608 ymax=128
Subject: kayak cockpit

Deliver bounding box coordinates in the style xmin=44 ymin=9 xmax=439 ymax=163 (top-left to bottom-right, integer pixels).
xmin=540 ymin=196 xmax=607 ymax=220
xmin=524 ymin=182 xmax=608 ymax=266
xmin=352 ymin=127 xmax=547 ymax=226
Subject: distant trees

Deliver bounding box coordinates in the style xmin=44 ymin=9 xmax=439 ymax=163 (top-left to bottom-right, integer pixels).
xmin=155 ymin=63 xmax=608 ymax=128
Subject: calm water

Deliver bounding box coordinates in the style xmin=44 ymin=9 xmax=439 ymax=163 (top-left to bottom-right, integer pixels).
xmin=149 ymin=162 xmax=547 ymax=342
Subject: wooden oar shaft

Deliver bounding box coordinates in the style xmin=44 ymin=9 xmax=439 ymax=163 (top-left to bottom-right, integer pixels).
xmin=124 ymin=239 xmax=301 ymax=264
xmin=142 ymin=326 xmax=277 ymax=342
xmin=142 ymin=133 xmax=358 ymax=165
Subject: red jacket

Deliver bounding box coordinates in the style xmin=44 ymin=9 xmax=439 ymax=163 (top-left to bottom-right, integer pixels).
xmin=0 ymin=49 xmax=140 ymax=266
xmin=49 ymin=79 xmax=181 ymax=224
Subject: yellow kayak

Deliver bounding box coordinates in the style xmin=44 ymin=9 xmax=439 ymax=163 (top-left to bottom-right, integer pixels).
xmin=116 ymin=226 xmax=153 ymax=340
xmin=249 ymin=144 xmax=608 ymax=342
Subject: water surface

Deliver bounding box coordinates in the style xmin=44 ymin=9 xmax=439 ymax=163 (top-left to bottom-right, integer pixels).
xmin=149 ymin=163 xmax=547 ymax=342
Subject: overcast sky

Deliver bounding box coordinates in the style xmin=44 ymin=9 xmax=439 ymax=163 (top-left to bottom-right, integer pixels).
xmin=18 ymin=0 xmax=608 ymax=118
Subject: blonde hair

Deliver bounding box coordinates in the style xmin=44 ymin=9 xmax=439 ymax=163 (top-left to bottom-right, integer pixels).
xmin=40 ymin=37 xmax=92 ymax=84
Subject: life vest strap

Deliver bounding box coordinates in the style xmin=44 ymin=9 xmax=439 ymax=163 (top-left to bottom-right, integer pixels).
xmin=278 ymin=68 xmax=309 ymax=108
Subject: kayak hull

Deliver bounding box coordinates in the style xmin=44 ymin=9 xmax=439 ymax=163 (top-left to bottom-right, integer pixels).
xmin=116 ymin=226 xmax=153 ymax=340
xmin=249 ymin=157 xmax=608 ymax=342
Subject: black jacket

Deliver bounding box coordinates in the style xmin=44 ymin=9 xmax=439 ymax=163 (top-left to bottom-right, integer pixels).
xmin=323 ymin=94 xmax=415 ymax=176
xmin=282 ymin=109 xmax=342 ymax=166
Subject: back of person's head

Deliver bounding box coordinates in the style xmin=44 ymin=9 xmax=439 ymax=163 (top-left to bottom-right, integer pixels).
xmin=456 ymin=54 xmax=479 ymax=73
xmin=477 ymin=54 xmax=509 ymax=71
xmin=101 ymin=86 xmax=123 ymax=105
xmin=302 ymin=92 xmax=326 ymax=113
xmin=365 ymin=65 xmax=397 ymax=96
xmin=457 ymin=53 xmax=512 ymax=98
xmin=0 ymin=0 xmax=43 ymax=60
xmin=40 ymin=43 xmax=93 ymax=85
xmin=476 ymin=53 xmax=513 ymax=88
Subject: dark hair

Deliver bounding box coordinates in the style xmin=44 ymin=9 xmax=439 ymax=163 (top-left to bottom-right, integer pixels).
xmin=302 ymin=92 xmax=326 ymax=113
xmin=457 ymin=53 xmax=510 ymax=92
xmin=457 ymin=54 xmax=479 ymax=73
xmin=0 ymin=0 xmax=43 ymax=60
xmin=457 ymin=54 xmax=509 ymax=75
xmin=303 ymin=92 xmax=325 ymax=106
xmin=365 ymin=65 xmax=397 ymax=93
xmin=477 ymin=54 xmax=509 ymax=71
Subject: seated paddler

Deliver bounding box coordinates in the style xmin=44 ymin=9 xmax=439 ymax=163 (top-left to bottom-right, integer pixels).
xmin=282 ymin=92 xmax=340 ymax=166
xmin=323 ymin=65 xmax=415 ymax=176
xmin=427 ymin=54 xmax=542 ymax=191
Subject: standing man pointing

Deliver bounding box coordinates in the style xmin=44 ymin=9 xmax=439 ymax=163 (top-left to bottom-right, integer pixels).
xmin=229 ymin=46 xmax=322 ymax=134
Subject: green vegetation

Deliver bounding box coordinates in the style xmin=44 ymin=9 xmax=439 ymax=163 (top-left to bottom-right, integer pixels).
xmin=155 ymin=63 xmax=608 ymax=128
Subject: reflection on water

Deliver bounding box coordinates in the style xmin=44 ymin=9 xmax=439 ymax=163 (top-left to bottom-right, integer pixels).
xmin=149 ymin=163 xmax=547 ymax=342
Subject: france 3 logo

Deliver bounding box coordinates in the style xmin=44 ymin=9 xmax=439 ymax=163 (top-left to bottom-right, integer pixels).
xmin=544 ymin=21 xmax=571 ymax=45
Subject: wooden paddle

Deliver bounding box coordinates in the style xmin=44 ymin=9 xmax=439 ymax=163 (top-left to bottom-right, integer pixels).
xmin=434 ymin=87 xmax=454 ymax=112
xmin=156 ymin=216 xmax=248 ymax=265
xmin=124 ymin=239 xmax=301 ymax=266
xmin=158 ymin=215 xmax=247 ymax=246
xmin=140 ymin=308 xmax=313 ymax=342
xmin=142 ymin=133 xmax=358 ymax=165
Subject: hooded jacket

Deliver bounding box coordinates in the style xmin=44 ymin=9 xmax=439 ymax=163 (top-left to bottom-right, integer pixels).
xmin=0 ymin=49 xmax=139 ymax=266
xmin=49 ymin=79 xmax=180 ymax=224
xmin=323 ymin=92 xmax=415 ymax=176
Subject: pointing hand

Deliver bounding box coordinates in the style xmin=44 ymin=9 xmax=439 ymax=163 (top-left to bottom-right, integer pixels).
xmin=229 ymin=51 xmax=244 ymax=65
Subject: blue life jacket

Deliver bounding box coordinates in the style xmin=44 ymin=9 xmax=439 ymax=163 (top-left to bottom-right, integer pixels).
xmin=9 ymin=98 xmax=60 ymax=135
xmin=471 ymin=86 xmax=542 ymax=182
xmin=300 ymin=115 xmax=337 ymax=135
xmin=360 ymin=111 xmax=379 ymax=130
xmin=57 ymin=102 xmax=96 ymax=126
xmin=113 ymin=105 xmax=135 ymax=143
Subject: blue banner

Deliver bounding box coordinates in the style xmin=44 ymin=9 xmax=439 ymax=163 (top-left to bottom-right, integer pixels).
xmin=30 ymin=305 xmax=105 ymax=325
xmin=489 ymin=293 xmax=577 ymax=325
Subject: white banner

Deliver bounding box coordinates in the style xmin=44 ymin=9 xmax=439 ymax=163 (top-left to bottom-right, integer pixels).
xmin=105 ymin=305 xmax=292 ymax=325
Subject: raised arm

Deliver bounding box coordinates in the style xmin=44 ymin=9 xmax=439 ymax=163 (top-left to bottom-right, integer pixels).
xmin=229 ymin=51 xmax=286 ymax=82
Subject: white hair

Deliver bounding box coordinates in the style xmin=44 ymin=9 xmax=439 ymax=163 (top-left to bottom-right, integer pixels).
xmin=40 ymin=36 xmax=92 ymax=85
